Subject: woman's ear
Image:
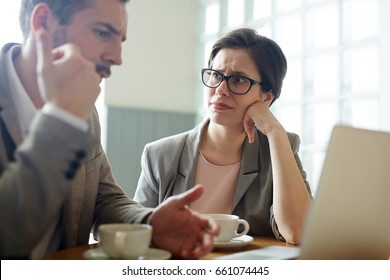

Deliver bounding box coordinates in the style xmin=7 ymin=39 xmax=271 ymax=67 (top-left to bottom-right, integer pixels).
xmin=31 ymin=3 xmax=52 ymax=32
xmin=261 ymin=90 xmax=275 ymax=106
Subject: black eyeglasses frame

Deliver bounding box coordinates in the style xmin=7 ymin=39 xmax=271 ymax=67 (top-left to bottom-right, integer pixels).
xmin=201 ymin=68 xmax=270 ymax=95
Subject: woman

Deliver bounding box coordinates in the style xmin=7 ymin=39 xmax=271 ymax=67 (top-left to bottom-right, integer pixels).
xmin=134 ymin=28 xmax=311 ymax=245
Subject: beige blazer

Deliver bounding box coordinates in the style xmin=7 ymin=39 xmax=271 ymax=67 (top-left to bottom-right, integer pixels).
xmin=0 ymin=43 xmax=152 ymax=259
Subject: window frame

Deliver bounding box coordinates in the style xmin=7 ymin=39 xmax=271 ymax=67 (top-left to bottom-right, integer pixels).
xmin=196 ymin=0 xmax=387 ymax=194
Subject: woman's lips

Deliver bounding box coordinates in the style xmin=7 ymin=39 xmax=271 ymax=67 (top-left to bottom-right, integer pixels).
xmin=211 ymin=102 xmax=233 ymax=110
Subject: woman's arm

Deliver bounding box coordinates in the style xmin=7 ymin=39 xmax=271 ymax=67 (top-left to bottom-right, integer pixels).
xmin=243 ymin=100 xmax=310 ymax=244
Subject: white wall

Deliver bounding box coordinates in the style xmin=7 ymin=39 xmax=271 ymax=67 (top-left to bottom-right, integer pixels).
xmin=105 ymin=0 xmax=198 ymax=114
xmin=379 ymin=0 xmax=390 ymax=132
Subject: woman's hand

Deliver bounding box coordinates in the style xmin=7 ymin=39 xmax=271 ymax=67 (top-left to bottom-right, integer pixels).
xmin=243 ymin=101 xmax=310 ymax=245
xmin=243 ymin=100 xmax=283 ymax=143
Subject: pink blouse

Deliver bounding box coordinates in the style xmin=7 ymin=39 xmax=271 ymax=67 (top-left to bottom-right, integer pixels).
xmin=190 ymin=152 xmax=241 ymax=214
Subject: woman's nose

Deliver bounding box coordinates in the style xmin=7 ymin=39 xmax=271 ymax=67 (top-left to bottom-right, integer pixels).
xmin=215 ymin=79 xmax=230 ymax=97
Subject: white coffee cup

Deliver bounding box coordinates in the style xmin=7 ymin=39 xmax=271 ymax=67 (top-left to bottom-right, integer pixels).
xmin=98 ymin=224 xmax=152 ymax=259
xmin=205 ymin=214 xmax=250 ymax=242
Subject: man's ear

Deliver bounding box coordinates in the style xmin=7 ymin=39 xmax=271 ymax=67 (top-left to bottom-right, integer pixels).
xmin=31 ymin=3 xmax=52 ymax=32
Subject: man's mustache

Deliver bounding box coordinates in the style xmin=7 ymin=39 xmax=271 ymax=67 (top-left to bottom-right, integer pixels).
xmin=95 ymin=65 xmax=111 ymax=78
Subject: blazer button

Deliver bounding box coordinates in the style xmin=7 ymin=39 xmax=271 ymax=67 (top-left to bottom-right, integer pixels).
xmin=65 ymin=170 xmax=75 ymax=180
xmin=75 ymin=150 xmax=86 ymax=159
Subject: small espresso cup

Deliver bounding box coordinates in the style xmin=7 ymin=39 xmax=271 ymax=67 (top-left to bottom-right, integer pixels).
xmin=205 ymin=214 xmax=250 ymax=242
xmin=98 ymin=223 xmax=152 ymax=259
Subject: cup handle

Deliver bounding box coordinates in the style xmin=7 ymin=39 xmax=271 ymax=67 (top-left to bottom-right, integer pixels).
xmin=235 ymin=219 xmax=250 ymax=238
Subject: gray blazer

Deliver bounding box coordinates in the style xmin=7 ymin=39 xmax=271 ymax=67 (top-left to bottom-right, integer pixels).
xmin=134 ymin=119 xmax=311 ymax=238
xmin=0 ymin=43 xmax=152 ymax=259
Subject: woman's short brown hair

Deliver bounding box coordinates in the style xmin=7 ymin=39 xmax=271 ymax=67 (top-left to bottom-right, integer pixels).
xmin=208 ymin=28 xmax=287 ymax=104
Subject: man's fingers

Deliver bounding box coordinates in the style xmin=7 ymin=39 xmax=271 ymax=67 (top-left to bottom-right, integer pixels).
xmin=171 ymin=184 xmax=204 ymax=208
xmin=186 ymin=230 xmax=215 ymax=259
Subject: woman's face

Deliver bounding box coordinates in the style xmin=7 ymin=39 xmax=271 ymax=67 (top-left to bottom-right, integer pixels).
xmin=206 ymin=48 xmax=266 ymax=128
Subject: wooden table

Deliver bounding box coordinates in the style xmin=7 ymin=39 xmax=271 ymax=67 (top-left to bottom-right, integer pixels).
xmin=45 ymin=236 xmax=296 ymax=260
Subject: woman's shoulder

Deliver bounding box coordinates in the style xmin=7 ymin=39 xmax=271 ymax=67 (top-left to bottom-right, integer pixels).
xmin=146 ymin=130 xmax=191 ymax=150
xmin=146 ymin=121 xmax=205 ymax=149
xmin=285 ymin=131 xmax=301 ymax=145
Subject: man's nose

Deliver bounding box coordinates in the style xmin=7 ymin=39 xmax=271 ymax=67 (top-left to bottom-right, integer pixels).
xmin=104 ymin=42 xmax=123 ymax=65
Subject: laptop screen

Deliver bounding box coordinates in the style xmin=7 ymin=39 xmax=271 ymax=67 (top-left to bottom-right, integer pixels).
xmin=300 ymin=125 xmax=390 ymax=259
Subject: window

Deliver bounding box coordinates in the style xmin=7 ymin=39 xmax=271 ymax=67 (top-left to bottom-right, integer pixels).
xmin=197 ymin=0 xmax=387 ymax=194
xmin=0 ymin=2 xmax=22 ymax=47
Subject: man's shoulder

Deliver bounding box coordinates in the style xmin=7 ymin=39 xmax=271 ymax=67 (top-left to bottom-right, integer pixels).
xmin=1 ymin=42 xmax=17 ymax=52
xmin=0 ymin=43 xmax=19 ymax=60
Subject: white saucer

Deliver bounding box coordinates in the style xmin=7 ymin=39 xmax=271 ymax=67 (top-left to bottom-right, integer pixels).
xmin=213 ymin=235 xmax=254 ymax=250
xmin=83 ymin=247 xmax=171 ymax=260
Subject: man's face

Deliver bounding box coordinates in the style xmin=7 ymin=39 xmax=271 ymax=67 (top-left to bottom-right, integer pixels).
xmin=51 ymin=0 xmax=128 ymax=79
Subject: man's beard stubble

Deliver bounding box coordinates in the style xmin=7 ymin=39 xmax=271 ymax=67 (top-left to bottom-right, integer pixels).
xmin=52 ymin=28 xmax=111 ymax=78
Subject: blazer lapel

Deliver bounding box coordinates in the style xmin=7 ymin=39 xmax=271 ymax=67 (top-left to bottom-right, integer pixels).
xmin=0 ymin=43 xmax=24 ymax=158
xmin=0 ymin=115 xmax=16 ymax=161
xmin=173 ymin=120 xmax=208 ymax=195
xmin=0 ymin=107 xmax=24 ymax=148
xmin=232 ymin=131 xmax=261 ymax=210
xmin=173 ymin=119 xmax=262 ymax=212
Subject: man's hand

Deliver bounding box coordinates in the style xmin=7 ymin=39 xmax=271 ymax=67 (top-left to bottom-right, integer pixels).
xmin=149 ymin=185 xmax=219 ymax=259
xmin=35 ymin=29 xmax=101 ymax=120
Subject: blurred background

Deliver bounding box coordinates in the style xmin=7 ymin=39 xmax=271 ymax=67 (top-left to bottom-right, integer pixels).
xmin=2 ymin=0 xmax=389 ymax=197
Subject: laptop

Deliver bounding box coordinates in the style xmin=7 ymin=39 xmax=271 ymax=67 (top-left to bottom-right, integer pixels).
xmin=218 ymin=125 xmax=390 ymax=260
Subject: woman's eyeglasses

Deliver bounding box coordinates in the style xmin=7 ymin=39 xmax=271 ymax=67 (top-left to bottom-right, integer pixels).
xmin=201 ymin=68 xmax=269 ymax=95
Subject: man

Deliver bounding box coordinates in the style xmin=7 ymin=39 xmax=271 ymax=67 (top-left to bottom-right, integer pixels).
xmin=0 ymin=0 xmax=218 ymax=259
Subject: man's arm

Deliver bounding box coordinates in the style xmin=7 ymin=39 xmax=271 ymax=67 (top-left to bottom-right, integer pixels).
xmin=0 ymin=113 xmax=93 ymax=258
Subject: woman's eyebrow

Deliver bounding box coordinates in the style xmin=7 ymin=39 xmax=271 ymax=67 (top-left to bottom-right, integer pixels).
xmin=230 ymin=70 xmax=249 ymax=76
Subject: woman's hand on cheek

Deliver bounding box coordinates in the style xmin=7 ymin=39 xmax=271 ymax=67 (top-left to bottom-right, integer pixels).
xmin=243 ymin=101 xmax=281 ymax=141
xmin=243 ymin=101 xmax=264 ymax=143
xmin=243 ymin=116 xmax=256 ymax=143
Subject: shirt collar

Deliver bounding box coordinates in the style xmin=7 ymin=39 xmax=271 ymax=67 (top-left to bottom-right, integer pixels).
xmin=5 ymin=45 xmax=37 ymax=139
